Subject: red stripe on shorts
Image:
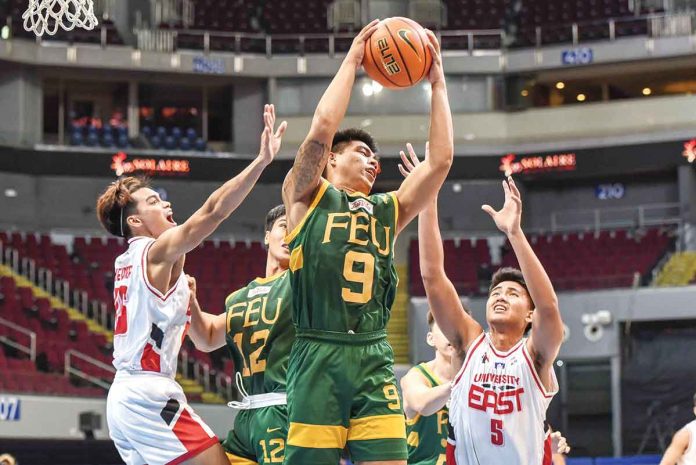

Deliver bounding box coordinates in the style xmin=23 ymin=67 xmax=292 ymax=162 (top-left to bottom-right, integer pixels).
xmin=169 ymin=407 xmax=216 ymax=458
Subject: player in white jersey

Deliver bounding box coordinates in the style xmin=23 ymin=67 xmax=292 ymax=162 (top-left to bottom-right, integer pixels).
xmin=659 ymin=392 xmax=696 ymax=465
xmin=96 ymin=104 xmax=286 ymax=465
xmin=398 ymin=144 xmax=564 ymax=465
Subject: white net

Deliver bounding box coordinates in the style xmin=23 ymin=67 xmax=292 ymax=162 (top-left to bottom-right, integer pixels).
xmin=23 ymin=0 xmax=99 ymax=37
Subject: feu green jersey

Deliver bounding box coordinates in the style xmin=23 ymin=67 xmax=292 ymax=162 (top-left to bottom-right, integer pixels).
xmin=284 ymin=179 xmax=399 ymax=333
xmin=224 ymin=270 xmax=294 ymax=395
xmin=406 ymin=363 xmax=449 ymax=465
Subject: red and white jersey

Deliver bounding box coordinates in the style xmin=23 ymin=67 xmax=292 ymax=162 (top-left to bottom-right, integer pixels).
xmin=111 ymin=236 xmax=190 ymax=377
xmin=447 ymin=332 xmax=557 ymax=465
xmin=679 ymin=420 xmax=696 ymax=465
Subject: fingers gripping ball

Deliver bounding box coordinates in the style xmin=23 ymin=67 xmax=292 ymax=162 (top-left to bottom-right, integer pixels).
xmin=362 ymin=17 xmax=433 ymax=89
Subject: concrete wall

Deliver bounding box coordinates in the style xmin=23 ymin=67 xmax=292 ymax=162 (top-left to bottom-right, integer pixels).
xmin=278 ymin=94 xmax=696 ymax=154
xmin=275 ymin=75 xmax=491 ymax=116
xmin=0 ymin=172 xmax=682 ymax=236
xmin=524 ymin=178 xmax=679 ymax=231
xmin=0 ymin=66 xmax=42 ymax=147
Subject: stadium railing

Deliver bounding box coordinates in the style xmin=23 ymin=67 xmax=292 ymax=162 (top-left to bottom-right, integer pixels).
xmin=6 ymin=12 xmax=693 ymax=54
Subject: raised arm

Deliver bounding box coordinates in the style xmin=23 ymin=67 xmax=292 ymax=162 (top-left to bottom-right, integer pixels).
xmin=482 ymin=178 xmax=564 ymax=371
xmin=659 ymin=428 xmax=690 ymax=465
xmin=149 ymin=104 xmax=286 ymax=267
xmin=400 ymin=147 xmax=482 ymax=356
xmin=185 ymin=276 xmax=227 ymax=352
xmin=283 ymin=20 xmax=379 ymax=232
xmin=400 ymin=368 xmax=451 ymax=418
xmin=394 ymin=31 xmax=453 ymax=234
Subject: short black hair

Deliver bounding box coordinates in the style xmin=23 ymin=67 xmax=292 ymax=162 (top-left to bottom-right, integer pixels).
xmin=489 ymin=267 xmax=535 ymax=309
xmin=331 ymin=128 xmax=378 ymax=154
xmin=264 ymin=204 xmax=286 ymax=233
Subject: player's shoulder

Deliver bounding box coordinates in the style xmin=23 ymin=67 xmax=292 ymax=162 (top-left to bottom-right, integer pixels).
xmin=224 ymin=283 xmax=251 ymax=308
xmin=368 ymin=190 xmax=397 ymax=205
xmin=403 ymin=363 xmax=434 ymax=388
xmin=673 ymin=425 xmax=692 ymax=447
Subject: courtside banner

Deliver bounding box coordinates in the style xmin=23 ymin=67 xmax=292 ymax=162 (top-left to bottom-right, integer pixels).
xmin=0 ymin=139 xmax=691 ymax=182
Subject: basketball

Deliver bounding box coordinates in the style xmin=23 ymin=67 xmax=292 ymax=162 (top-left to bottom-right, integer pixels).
xmin=362 ymin=17 xmax=433 ymax=89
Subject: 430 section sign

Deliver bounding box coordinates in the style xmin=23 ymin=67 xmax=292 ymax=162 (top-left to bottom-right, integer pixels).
xmin=111 ymin=152 xmax=191 ymax=177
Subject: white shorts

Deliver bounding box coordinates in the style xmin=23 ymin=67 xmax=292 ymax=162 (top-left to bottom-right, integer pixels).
xmin=107 ymin=371 xmax=219 ymax=465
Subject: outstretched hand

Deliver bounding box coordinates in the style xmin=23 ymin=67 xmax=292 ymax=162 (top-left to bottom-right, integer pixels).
xmin=482 ymin=176 xmax=522 ymax=236
xmin=347 ymin=19 xmax=380 ymax=68
xmin=258 ymin=104 xmax=288 ymax=166
xmin=398 ymin=142 xmax=428 ymax=178
xmin=424 ymin=29 xmax=445 ymax=86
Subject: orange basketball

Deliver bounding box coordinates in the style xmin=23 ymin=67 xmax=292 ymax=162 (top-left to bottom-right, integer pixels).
xmin=362 ymin=17 xmax=433 ymax=90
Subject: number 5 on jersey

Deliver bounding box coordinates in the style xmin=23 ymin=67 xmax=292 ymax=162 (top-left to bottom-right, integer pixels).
xmin=491 ymin=419 xmax=504 ymax=446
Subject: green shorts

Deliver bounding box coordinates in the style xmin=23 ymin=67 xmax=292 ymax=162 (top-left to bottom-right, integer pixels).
xmin=284 ymin=329 xmax=407 ymax=464
xmin=222 ymin=404 xmax=288 ymax=465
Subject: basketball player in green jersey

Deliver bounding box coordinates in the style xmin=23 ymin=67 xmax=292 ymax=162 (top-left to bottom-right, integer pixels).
xmin=186 ymin=204 xmax=293 ymax=465
xmin=401 ymin=311 xmax=455 ymax=465
xmin=281 ymin=20 xmax=453 ymax=465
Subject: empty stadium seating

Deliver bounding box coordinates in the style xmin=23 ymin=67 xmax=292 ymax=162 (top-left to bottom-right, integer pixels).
xmin=0 ymin=231 xmax=265 ymax=393
xmin=70 ymin=123 xmax=130 ymax=149
xmin=409 ymin=227 xmax=674 ymax=296
xmin=1 ymin=0 xmax=661 ymax=50
xmin=500 ymin=228 xmax=672 ymax=291
xmin=409 ymin=237 xmax=492 ymax=296
xmin=141 ymin=126 xmax=207 ymax=152
xmin=0 ymin=267 xmax=112 ymax=397
xmin=443 ymin=0 xmax=655 ymax=47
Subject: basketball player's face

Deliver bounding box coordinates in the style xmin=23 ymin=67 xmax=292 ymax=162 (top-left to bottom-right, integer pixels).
xmin=428 ymin=321 xmax=455 ymax=357
xmin=329 ymin=141 xmax=380 ymax=194
xmin=486 ymin=281 xmax=533 ymax=331
xmin=266 ymin=215 xmax=290 ymax=269
xmin=127 ymin=188 xmax=176 ymax=238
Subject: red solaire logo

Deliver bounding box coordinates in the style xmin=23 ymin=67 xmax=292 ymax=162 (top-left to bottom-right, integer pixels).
xmin=499 ymin=153 xmax=577 ymax=176
xmin=683 ymin=139 xmax=696 ymax=163
xmin=111 ymin=152 xmax=191 ymax=176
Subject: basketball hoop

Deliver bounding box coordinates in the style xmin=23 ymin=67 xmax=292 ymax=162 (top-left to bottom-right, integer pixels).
xmin=23 ymin=0 xmax=98 ymax=37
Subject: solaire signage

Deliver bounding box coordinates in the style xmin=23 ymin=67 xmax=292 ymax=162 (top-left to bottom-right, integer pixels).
xmin=110 ymin=152 xmax=191 ymax=177
xmin=683 ymin=139 xmax=696 ymax=163
xmin=499 ymin=152 xmax=577 ymax=176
